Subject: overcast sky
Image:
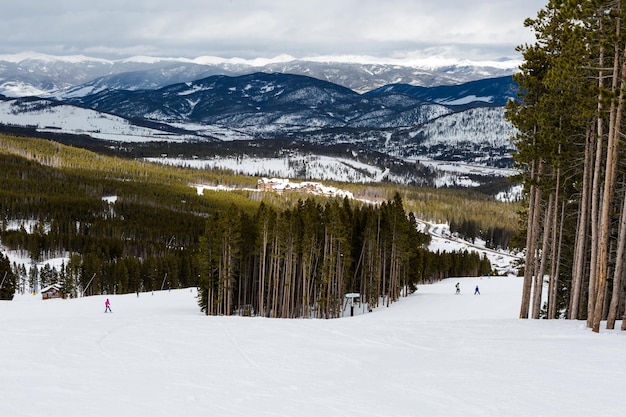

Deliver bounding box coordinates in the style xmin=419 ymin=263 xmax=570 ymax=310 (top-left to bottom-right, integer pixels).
xmin=0 ymin=0 xmax=547 ymax=61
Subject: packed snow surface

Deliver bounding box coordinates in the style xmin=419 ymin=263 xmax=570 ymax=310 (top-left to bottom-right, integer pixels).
xmin=1 ymin=277 xmax=625 ymax=417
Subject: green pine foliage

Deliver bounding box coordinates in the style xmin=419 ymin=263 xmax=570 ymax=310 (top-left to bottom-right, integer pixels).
xmin=0 ymin=134 xmax=256 ymax=295
xmin=0 ymin=253 xmax=17 ymax=300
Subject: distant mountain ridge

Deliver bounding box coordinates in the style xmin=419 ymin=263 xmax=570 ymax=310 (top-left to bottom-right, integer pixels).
xmin=0 ymin=71 xmax=517 ymax=166
xmin=366 ymin=76 xmax=517 ymax=109
xmin=0 ymin=56 xmax=519 ymax=188
xmin=66 ymin=71 xmax=490 ymax=134
xmin=0 ymin=52 xmax=520 ymax=97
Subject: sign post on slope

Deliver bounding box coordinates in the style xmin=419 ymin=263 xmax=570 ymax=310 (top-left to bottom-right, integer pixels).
xmin=344 ymin=293 xmax=361 ymax=317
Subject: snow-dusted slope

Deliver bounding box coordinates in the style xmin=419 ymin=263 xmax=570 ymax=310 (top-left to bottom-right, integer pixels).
xmin=389 ymin=106 xmax=517 ymax=164
xmin=411 ymin=107 xmax=515 ymax=148
xmin=0 ymin=98 xmax=199 ymax=142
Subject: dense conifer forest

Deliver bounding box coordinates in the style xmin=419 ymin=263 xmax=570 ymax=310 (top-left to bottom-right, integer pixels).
xmin=0 ymin=134 xmax=510 ymax=314
xmin=197 ymin=195 xmax=492 ymax=318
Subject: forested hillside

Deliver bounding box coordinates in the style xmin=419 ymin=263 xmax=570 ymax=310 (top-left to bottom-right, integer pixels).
xmin=0 ymin=134 xmax=256 ymax=298
xmin=1 ymin=134 xmax=508 ymax=315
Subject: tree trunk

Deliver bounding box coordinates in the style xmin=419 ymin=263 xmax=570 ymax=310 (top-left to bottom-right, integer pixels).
xmin=533 ymin=192 xmax=554 ymax=319
xmin=570 ymin=127 xmax=593 ymax=319
xmin=607 ymin=41 xmax=626 ymax=330
xmin=587 ymin=120 xmax=603 ymax=327
xmin=258 ymin=219 xmax=269 ymax=317
xmin=606 ymin=192 xmax=626 ymax=328
xmin=593 ymin=27 xmax=624 ymax=332
xmin=588 ymin=39 xmax=606 ymax=328
xmin=548 ymin=189 xmax=563 ymax=319
xmin=521 ymin=157 xmax=542 ymax=319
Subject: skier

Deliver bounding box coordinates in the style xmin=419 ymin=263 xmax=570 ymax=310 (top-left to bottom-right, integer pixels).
xmin=455 ymin=282 xmax=460 ymax=294
xmin=474 ymin=285 xmax=480 ymax=295
xmin=105 ymin=298 xmax=112 ymax=313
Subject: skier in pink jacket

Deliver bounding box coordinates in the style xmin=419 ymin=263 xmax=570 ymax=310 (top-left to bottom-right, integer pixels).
xmin=105 ymin=298 xmax=112 ymax=313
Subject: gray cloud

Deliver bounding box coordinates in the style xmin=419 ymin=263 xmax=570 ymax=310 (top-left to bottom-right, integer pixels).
xmin=0 ymin=0 xmax=547 ymax=60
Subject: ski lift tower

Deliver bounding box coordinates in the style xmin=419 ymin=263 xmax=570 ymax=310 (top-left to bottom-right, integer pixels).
xmin=344 ymin=293 xmax=361 ymax=317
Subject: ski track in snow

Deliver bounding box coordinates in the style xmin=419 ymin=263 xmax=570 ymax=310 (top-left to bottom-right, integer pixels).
xmin=1 ymin=280 xmax=625 ymax=417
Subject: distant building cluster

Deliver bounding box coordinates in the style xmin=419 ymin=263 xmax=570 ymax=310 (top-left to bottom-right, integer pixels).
xmin=257 ymin=178 xmax=353 ymax=199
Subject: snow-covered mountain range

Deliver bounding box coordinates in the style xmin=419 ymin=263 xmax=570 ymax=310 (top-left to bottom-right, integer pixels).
xmin=0 ymin=52 xmax=520 ymax=190
xmin=0 ymin=52 xmax=520 ymax=97
xmin=64 ymin=72 xmax=463 ymax=133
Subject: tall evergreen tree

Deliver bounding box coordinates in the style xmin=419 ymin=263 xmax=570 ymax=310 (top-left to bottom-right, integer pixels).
xmin=0 ymin=253 xmax=16 ymax=300
xmin=509 ymin=0 xmax=626 ymax=331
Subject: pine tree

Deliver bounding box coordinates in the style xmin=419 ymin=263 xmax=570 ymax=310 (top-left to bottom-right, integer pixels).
xmin=0 ymin=254 xmax=17 ymax=300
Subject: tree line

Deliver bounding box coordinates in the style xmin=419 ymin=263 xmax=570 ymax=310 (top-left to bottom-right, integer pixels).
xmin=508 ymin=0 xmax=626 ymax=331
xmin=198 ymin=194 xmax=492 ymax=318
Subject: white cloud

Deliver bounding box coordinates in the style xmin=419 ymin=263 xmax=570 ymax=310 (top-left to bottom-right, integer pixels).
xmin=0 ymin=0 xmax=547 ymax=60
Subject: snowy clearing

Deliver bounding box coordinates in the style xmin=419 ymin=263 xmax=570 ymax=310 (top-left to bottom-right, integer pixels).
xmin=148 ymin=154 xmax=387 ymax=184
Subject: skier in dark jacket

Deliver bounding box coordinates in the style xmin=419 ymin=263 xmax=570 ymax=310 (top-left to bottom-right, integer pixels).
xmin=474 ymin=285 xmax=480 ymax=295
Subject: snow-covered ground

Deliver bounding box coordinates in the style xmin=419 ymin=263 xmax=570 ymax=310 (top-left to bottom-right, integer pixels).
xmin=0 ymin=100 xmax=199 ymax=142
xmin=416 ymin=158 xmax=517 ymax=179
xmin=1 ymin=277 xmax=624 ymax=417
xmin=421 ymin=221 xmax=522 ymax=276
xmin=149 ymin=154 xmax=388 ymax=183
xmin=150 ymin=153 xmax=522 ymax=190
